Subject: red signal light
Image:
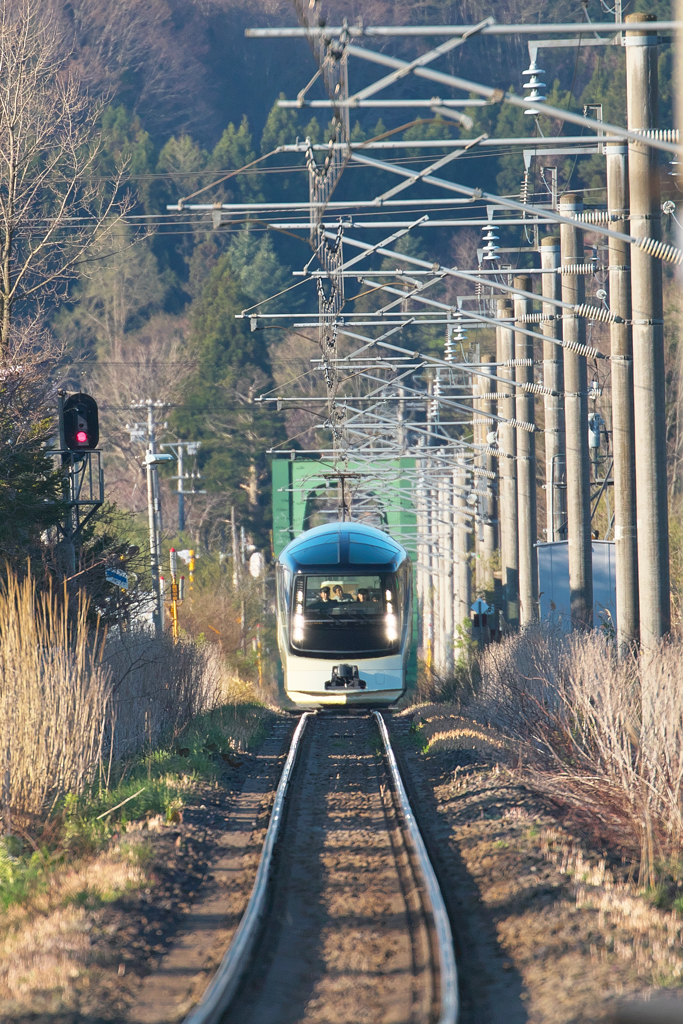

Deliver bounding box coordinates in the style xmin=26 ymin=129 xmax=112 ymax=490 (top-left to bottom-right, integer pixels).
xmin=76 ymin=430 xmax=88 ymax=444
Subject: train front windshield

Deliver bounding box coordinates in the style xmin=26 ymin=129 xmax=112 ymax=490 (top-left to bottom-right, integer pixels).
xmin=290 ymin=574 xmax=402 ymax=657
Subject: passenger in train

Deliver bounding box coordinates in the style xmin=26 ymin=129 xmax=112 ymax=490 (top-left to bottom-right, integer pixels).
xmin=332 ymin=584 xmax=352 ymax=602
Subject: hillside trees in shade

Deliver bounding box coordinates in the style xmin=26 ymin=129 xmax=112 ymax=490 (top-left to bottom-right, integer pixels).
xmin=171 ymin=252 xmax=285 ymax=546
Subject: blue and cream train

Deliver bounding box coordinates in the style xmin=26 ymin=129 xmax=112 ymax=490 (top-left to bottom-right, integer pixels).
xmin=276 ymin=522 xmax=412 ymax=707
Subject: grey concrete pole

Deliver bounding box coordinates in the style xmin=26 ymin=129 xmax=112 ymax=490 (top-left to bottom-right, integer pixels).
xmin=560 ymin=193 xmax=593 ymax=629
xmin=606 ymin=141 xmax=640 ymax=653
xmin=441 ymin=475 xmax=454 ymax=674
xmin=496 ymin=298 xmax=519 ymax=628
xmin=473 ymin=375 xmax=487 ymax=593
xmin=540 ymin=236 xmax=566 ymax=541
xmin=455 ymin=459 xmax=472 ymax=628
xmin=416 ymin=444 xmax=427 ymax=659
xmin=625 ymin=12 xmax=671 ymax=644
xmin=514 ymin=275 xmax=539 ymax=625
xmin=481 ymin=354 xmax=498 ymax=588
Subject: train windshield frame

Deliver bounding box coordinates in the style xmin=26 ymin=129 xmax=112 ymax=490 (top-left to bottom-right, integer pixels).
xmin=289 ymin=572 xmax=404 ymax=658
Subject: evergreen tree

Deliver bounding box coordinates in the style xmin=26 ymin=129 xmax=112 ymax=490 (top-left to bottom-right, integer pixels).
xmin=260 ymin=95 xmax=300 ymax=153
xmin=172 ymin=255 xmax=285 ymax=542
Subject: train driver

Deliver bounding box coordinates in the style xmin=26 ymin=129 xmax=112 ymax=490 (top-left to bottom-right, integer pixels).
xmin=356 ymin=588 xmax=369 ymax=602
xmin=319 ymin=586 xmax=331 ymax=603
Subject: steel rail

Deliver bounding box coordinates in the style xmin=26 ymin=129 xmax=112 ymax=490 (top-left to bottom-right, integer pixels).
xmin=373 ymin=711 xmax=459 ymax=1024
xmin=182 ymin=712 xmax=313 ymax=1024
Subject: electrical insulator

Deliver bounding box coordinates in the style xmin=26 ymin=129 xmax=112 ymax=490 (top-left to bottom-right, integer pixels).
xmin=445 ymin=322 xmax=455 ymax=362
xmin=481 ymin=223 xmax=500 ymax=262
xmin=522 ymin=58 xmax=546 ymax=115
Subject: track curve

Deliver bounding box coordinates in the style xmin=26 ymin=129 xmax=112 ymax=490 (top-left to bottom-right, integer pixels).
xmin=182 ymin=712 xmax=458 ymax=1024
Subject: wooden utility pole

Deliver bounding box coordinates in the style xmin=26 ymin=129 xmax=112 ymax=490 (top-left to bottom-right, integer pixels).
xmin=514 ymin=275 xmax=539 ymax=624
xmin=606 ymin=140 xmax=639 ymax=653
xmin=560 ymin=192 xmax=593 ymax=629
xmin=625 ymin=11 xmax=670 ymax=644
xmin=539 ymin=237 xmax=566 ymax=541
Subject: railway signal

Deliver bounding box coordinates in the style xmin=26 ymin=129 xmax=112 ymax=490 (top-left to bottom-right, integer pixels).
xmin=62 ymin=392 xmax=99 ymax=453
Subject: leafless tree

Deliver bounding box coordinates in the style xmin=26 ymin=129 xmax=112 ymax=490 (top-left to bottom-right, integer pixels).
xmin=0 ymin=0 xmax=129 ymax=356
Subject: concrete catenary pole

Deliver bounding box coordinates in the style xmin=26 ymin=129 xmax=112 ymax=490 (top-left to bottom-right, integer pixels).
xmin=559 ymin=193 xmax=593 ymax=629
xmin=625 ymin=12 xmax=671 ymax=644
xmin=606 ymin=140 xmax=639 ymax=653
xmin=441 ymin=472 xmax=454 ymax=674
xmin=539 ymin=237 xmax=566 ymax=541
xmin=496 ymin=298 xmax=519 ymax=628
xmin=146 ymin=400 xmax=163 ymax=636
xmin=481 ymin=354 xmax=498 ymax=588
xmin=473 ymin=374 xmax=486 ymax=592
xmin=454 ymin=458 xmax=472 ymax=627
xmin=514 ymin=275 xmax=539 ymax=624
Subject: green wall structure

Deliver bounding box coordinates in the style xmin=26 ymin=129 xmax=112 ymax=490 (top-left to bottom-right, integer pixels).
xmin=271 ymin=453 xmax=419 ymax=686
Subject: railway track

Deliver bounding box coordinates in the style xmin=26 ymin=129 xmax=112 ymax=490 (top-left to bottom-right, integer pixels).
xmin=182 ymin=711 xmax=458 ymax=1024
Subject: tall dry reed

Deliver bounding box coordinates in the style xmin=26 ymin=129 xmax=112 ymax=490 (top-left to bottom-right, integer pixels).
xmin=104 ymin=633 xmax=221 ymax=761
xmin=472 ymin=625 xmax=683 ymax=878
xmin=0 ymin=570 xmax=230 ymax=823
xmin=0 ymin=573 xmax=111 ymax=822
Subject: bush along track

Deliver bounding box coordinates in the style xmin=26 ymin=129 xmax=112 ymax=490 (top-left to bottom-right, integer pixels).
xmin=393 ymin=704 xmax=683 ymax=1024
xmin=0 ymin=700 xmax=281 ymax=1022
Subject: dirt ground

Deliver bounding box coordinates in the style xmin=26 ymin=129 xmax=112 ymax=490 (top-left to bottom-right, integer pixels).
xmin=390 ymin=705 xmax=683 ymax=1024
xmin=5 ymin=708 xmax=683 ymax=1024
xmin=0 ymin=716 xmax=295 ymax=1024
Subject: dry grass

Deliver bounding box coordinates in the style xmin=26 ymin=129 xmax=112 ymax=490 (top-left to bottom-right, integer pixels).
xmin=467 ymin=626 xmax=683 ymax=881
xmin=0 ymin=572 xmax=111 ymax=821
xmin=104 ymin=633 xmax=222 ymax=761
xmin=0 ymin=837 xmax=148 ymax=1012
xmin=0 ymin=568 xmax=255 ymax=825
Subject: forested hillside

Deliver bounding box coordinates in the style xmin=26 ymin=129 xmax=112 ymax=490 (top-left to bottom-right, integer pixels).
xmin=4 ymin=0 xmax=676 ymax=572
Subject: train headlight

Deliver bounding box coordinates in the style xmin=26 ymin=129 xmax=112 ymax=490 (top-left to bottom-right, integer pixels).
xmin=293 ymin=611 xmax=304 ymax=642
xmin=385 ymin=608 xmax=398 ymax=641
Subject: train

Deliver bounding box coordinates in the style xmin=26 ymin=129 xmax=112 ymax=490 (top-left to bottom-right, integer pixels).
xmin=275 ymin=521 xmax=413 ymax=707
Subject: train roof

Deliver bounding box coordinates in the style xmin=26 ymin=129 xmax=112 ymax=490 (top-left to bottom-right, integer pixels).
xmin=278 ymin=522 xmax=409 ymax=574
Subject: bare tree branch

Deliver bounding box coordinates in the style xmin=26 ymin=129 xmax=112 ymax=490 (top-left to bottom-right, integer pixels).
xmin=0 ymin=0 xmax=130 ymax=356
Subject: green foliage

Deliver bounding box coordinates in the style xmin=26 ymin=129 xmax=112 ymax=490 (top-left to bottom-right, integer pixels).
xmin=171 ymin=255 xmax=284 ymax=537
xmin=0 ymin=701 xmax=273 ymax=910
xmin=402 ymin=115 xmax=451 ymax=158
xmin=223 ymin=229 xmax=291 ymax=307
xmin=0 ymin=839 xmax=49 ymax=910
xmin=99 ymin=105 xmax=155 ymax=197
xmin=260 ymin=95 xmax=300 ymax=153
xmin=210 ymin=115 xmax=262 ymax=202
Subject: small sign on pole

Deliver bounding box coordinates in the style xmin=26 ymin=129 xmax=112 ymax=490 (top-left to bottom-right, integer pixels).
xmin=105 ymin=567 xmax=129 ymax=590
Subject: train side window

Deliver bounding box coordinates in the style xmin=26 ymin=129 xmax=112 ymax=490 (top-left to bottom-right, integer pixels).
xmin=276 ymin=566 xmax=292 ymax=620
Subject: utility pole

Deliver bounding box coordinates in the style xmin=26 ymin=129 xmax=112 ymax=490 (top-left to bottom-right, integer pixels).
xmin=496 ymin=297 xmax=519 ymax=628
xmin=141 ymin=400 xmax=174 ymax=637
xmin=480 ymin=354 xmax=498 ymax=589
xmin=162 ymin=441 xmax=204 ymax=533
xmin=625 ymin=11 xmax=670 ymax=644
xmin=539 ymin=236 xmax=566 ymax=541
xmin=514 ymin=275 xmax=539 ymax=624
xmin=454 ymin=458 xmax=472 ymax=628
xmin=559 ymin=192 xmax=593 ymax=629
xmin=606 ymin=140 xmax=639 ymax=654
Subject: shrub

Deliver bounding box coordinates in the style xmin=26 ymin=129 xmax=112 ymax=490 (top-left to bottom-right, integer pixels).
xmin=470 ymin=625 xmax=683 ymax=884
